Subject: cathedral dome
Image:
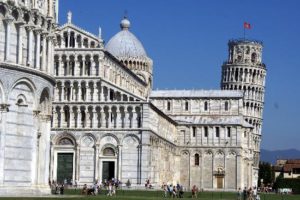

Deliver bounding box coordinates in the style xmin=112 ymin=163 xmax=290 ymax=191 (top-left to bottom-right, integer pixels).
xmin=106 ymin=17 xmax=148 ymax=60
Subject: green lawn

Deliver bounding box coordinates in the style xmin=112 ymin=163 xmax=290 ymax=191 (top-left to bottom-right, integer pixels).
xmin=0 ymin=190 xmax=299 ymax=200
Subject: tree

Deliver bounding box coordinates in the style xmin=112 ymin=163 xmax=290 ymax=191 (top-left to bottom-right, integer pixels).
xmin=258 ymin=161 xmax=274 ymax=187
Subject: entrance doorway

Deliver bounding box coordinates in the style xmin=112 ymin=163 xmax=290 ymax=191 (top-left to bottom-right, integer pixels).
xmin=102 ymin=161 xmax=115 ymax=181
xmin=57 ymin=153 xmax=73 ymax=184
xmin=216 ymin=176 xmax=224 ymax=189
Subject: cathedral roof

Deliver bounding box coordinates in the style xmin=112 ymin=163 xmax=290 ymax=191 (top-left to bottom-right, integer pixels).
xmin=172 ymin=116 xmax=253 ymax=127
xmin=150 ymin=90 xmax=243 ymax=98
xmin=105 ymin=17 xmax=148 ymax=60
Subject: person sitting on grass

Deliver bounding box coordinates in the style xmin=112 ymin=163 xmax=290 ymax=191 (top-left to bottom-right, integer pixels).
xmin=60 ymin=184 xmax=64 ymax=195
xmin=81 ymin=184 xmax=88 ymax=195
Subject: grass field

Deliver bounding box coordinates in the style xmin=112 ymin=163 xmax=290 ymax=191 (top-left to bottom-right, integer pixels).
xmin=0 ymin=190 xmax=299 ymax=200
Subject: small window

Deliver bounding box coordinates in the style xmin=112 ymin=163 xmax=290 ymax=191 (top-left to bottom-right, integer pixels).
xmin=204 ymin=127 xmax=208 ymax=137
xmin=167 ymin=101 xmax=171 ymax=111
xmin=216 ymin=127 xmax=220 ymax=137
xmin=244 ymin=132 xmax=247 ymax=137
xmin=227 ymin=127 xmax=231 ymax=137
xmin=195 ymin=154 xmax=200 ymax=166
xmin=204 ymin=101 xmax=208 ymax=111
xmin=192 ymin=127 xmax=196 ymax=137
xmin=225 ymin=101 xmax=229 ymax=111
xmin=185 ymin=101 xmax=189 ymax=111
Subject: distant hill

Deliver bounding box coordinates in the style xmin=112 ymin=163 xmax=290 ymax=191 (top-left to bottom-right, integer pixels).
xmin=260 ymin=149 xmax=300 ymax=164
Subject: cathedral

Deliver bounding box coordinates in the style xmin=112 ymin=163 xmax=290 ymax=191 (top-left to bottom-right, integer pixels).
xmin=0 ymin=0 xmax=266 ymax=195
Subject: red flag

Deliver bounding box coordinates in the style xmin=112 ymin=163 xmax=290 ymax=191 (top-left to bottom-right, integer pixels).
xmin=244 ymin=22 xmax=251 ymax=29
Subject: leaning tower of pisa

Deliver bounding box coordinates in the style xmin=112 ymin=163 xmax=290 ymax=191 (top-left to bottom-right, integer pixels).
xmin=221 ymin=39 xmax=267 ymax=184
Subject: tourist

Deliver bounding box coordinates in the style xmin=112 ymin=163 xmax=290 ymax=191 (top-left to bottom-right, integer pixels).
xmin=81 ymin=184 xmax=88 ymax=195
xmin=243 ymin=187 xmax=247 ymax=200
xmin=178 ymin=185 xmax=184 ymax=198
xmin=112 ymin=183 xmax=116 ymax=196
xmin=191 ymin=185 xmax=198 ymax=198
xmin=60 ymin=184 xmax=64 ymax=195
xmin=162 ymin=182 xmax=168 ymax=197
xmin=172 ymin=185 xmax=177 ymax=198
xmin=107 ymin=181 xmax=113 ymax=196
xmin=237 ymin=188 xmax=242 ymax=200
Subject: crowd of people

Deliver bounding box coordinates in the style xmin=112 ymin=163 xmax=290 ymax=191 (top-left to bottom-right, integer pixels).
xmin=80 ymin=179 xmax=121 ymax=196
xmin=50 ymin=178 xmax=266 ymax=199
xmin=161 ymin=182 xmax=197 ymax=198
xmin=237 ymin=187 xmax=260 ymax=200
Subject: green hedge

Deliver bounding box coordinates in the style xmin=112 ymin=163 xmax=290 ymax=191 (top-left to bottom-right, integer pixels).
xmin=274 ymin=178 xmax=300 ymax=194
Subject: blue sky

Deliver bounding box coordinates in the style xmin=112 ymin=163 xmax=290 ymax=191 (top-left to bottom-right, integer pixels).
xmin=59 ymin=0 xmax=300 ymax=150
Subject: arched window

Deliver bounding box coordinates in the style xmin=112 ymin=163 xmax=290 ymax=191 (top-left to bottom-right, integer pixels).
xmin=225 ymin=101 xmax=229 ymax=111
xmin=185 ymin=101 xmax=189 ymax=111
xmin=103 ymin=147 xmax=115 ymax=156
xmin=251 ymin=53 xmax=257 ymax=63
xmin=195 ymin=154 xmax=200 ymax=166
xmin=204 ymin=101 xmax=208 ymax=111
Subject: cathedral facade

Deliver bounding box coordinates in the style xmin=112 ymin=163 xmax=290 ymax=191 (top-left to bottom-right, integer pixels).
xmin=0 ymin=0 xmax=267 ymax=195
xmin=49 ymin=12 xmax=266 ymax=191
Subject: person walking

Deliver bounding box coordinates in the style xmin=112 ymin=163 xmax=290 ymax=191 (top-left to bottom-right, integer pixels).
xmin=237 ymin=188 xmax=242 ymax=200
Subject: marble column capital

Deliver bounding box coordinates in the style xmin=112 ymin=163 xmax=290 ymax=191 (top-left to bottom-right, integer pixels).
xmin=3 ymin=16 xmax=14 ymax=24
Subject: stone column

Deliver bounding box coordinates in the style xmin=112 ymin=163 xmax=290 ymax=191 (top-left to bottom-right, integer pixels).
xmin=92 ymin=107 xmax=98 ymax=128
xmin=61 ymin=109 xmax=66 ymax=128
xmin=67 ymin=31 xmax=70 ymax=48
xmin=118 ymin=107 xmax=123 ymax=128
xmin=132 ymin=108 xmax=137 ymax=128
xmin=75 ymin=147 xmax=80 ymax=181
xmin=82 ymin=58 xmax=86 ymax=76
xmin=107 ymin=106 xmax=111 ymax=128
xmin=95 ymin=145 xmax=99 ymax=179
xmin=87 ymin=109 xmax=92 ymax=128
xmin=74 ymin=34 xmax=78 ymax=48
xmin=117 ymin=145 xmax=122 ymax=180
xmin=125 ymin=107 xmax=131 ymax=128
xmin=91 ymin=60 xmax=96 ymax=76
xmin=75 ymin=58 xmax=80 ymax=76
xmin=65 ymin=58 xmax=70 ymax=76
xmin=70 ymin=81 xmax=74 ymax=101
xmin=100 ymin=108 xmax=105 ymax=128
xmin=62 ymin=81 xmax=66 ymax=102
xmin=16 ymin=22 xmax=25 ymax=64
xmin=77 ymin=108 xmax=82 ymax=128
xmin=93 ymin=82 xmax=98 ymax=102
xmin=70 ymin=107 xmax=75 ymax=128
xmin=26 ymin=25 xmax=34 ymax=66
xmin=47 ymin=35 xmax=55 ymax=75
xmin=4 ymin=16 xmax=14 ymax=62
xmin=100 ymin=85 xmax=105 ymax=101
xmin=55 ymin=56 xmax=60 ymax=76
xmin=53 ymin=110 xmax=58 ymax=127
xmin=41 ymin=32 xmax=47 ymax=71
xmin=34 ymin=29 xmax=42 ymax=70
xmin=78 ymin=84 xmax=82 ymax=102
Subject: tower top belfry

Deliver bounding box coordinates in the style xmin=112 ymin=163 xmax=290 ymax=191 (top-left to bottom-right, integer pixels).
xmin=227 ymin=39 xmax=264 ymax=67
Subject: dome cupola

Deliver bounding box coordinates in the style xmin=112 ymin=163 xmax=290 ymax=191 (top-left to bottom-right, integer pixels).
xmin=105 ymin=16 xmax=153 ymax=93
xmin=106 ymin=17 xmax=149 ymax=60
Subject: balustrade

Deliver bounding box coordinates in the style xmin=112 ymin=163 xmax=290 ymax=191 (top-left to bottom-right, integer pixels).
xmin=53 ymin=104 xmax=142 ymax=129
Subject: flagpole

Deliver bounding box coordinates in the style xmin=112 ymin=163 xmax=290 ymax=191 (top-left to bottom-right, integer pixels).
xmin=244 ymin=27 xmax=246 ymax=40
